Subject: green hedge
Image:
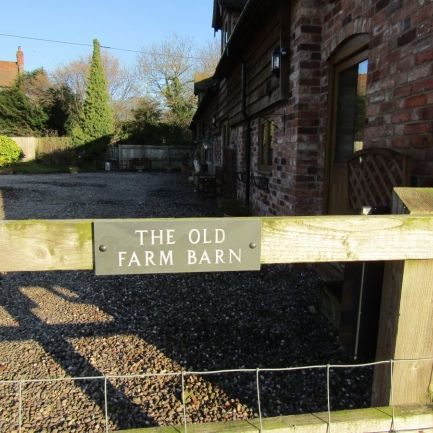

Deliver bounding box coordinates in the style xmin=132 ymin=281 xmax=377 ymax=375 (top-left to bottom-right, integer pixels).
xmin=0 ymin=136 xmax=22 ymax=167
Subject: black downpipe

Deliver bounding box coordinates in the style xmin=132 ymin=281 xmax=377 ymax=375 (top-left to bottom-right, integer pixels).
xmin=241 ymin=62 xmax=251 ymax=205
xmin=245 ymin=120 xmax=251 ymax=205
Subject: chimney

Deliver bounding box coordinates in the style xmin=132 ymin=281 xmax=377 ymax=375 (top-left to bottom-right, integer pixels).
xmin=16 ymin=46 xmax=24 ymax=73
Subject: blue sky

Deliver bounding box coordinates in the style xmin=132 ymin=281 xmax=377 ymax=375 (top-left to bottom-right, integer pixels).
xmin=0 ymin=0 xmax=215 ymax=72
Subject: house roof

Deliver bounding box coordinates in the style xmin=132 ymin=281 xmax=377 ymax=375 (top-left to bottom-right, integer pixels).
xmin=194 ymin=76 xmax=217 ymax=95
xmin=212 ymin=0 xmax=248 ymax=30
xmin=193 ymin=0 xmax=277 ymax=124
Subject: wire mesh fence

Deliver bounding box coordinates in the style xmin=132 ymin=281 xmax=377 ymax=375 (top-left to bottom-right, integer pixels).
xmin=1 ymin=358 xmax=433 ymax=433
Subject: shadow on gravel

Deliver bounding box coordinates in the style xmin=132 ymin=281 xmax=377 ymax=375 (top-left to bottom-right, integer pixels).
xmin=0 ymin=266 xmax=372 ymax=431
xmin=0 ymin=280 xmax=159 ymax=430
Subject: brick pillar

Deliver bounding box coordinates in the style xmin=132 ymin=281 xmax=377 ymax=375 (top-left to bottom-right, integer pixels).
xmin=16 ymin=46 xmax=24 ymax=73
xmin=290 ymin=0 xmax=324 ymax=215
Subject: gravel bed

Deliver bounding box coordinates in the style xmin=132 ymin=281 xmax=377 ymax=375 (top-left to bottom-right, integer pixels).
xmin=0 ymin=172 xmax=372 ymax=432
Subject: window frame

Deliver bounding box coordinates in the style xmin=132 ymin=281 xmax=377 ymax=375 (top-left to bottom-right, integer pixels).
xmin=258 ymin=119 xmax=275 ymax=174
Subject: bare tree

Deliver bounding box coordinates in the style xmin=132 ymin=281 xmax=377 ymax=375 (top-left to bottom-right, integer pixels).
xmin=101 ymin=52 xmax=140 ymax=101
xmin=137 ymin=35 xmax=197 ymax=126
xmin=51 ymin=59 xmax=88 ymax=116
xmin=195 ymin=38 xmax=221 ymax=77
xmin=138 ymin=36 xmax=194 ymax=95
xmin=52 ymin=52 xmax=140 ymax=103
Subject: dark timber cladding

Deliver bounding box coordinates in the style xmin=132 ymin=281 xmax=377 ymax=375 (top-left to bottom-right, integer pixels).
xmin=216 ymin=6 xmax=282 ymax=123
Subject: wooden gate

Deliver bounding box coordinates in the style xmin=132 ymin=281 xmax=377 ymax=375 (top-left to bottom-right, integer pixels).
xmin=1 ymin=188 xmax=433 ymax=432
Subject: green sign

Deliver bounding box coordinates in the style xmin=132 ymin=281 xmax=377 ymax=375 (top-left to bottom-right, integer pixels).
xmin=94 ymin=218 xmax=261 ymax=275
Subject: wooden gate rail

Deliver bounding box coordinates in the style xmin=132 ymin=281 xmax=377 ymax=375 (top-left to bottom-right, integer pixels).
xmin=1 ymin=213 xmax=433 ymax=272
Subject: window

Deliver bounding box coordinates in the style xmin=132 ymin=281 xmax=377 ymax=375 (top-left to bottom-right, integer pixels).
xmin=222 ymin=120 xmax=229 ymax=148
xmin=259 ymin=120 xmax=275 ymax=172
xmin=334 ymin=58 xmax=368 ymax=163
xmin=202 ymin=135 xmax=214 ymax=167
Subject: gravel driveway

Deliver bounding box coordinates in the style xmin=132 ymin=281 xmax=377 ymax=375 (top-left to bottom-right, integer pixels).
xmin=0 ymin=172 xmax=372 ymax=432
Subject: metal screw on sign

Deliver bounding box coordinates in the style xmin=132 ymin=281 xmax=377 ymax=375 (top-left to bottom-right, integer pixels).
xmin=99 ymin=245 xmax=107 ymax=252
xmin=249 ymin=242 xmax=257 ymax=249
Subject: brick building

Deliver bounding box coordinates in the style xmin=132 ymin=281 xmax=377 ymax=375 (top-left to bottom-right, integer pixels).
xmin=192 ymin=0 xmax=433 ymax=216
xmin=0 ymin=47 xmax=24 ymax=88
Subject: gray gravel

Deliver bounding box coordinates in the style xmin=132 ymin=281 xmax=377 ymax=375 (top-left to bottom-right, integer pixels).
xmin=0 ymin=172 xmax=372 ymax=432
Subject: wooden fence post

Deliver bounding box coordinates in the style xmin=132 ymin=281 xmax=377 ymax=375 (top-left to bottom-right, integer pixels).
xmin=372 ymin=188 xmax=433 ymax=405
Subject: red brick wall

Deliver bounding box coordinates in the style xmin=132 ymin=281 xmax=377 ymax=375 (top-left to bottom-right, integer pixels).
xmin=288 ymin=0 xmax=325 ymax=215
xmin=321 ymin=0 xmax=433 ymax=187
xmin=369 ymin=0 xmax=433 ymax=186
xmin=0 ymin=61 xmax=19 ymax=87
xmin=254 ymin=0 xmax=433 ymax=215
xmin=248 ymin=0 xmax=325 ymax=216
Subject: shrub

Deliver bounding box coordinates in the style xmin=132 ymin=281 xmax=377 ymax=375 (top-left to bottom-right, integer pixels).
xmin=0 ymin=136 xmax=22 ymax=167
xmin=0 ymin=83 xmax=48 ymax=136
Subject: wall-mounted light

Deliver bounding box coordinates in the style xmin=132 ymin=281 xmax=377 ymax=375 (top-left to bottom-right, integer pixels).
xmin=271 ymin=47 xmax=281 ymax=76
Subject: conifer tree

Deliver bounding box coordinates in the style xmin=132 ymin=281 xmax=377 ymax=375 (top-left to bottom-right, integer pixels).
xmin=72 ymin=39 xmax=114 ymax=144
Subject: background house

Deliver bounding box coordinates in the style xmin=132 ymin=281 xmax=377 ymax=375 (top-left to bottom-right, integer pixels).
xmin=192 ymin=0 xmax=433 ymax=216
xmin=0 ymin=47 xmax=24 ymax=87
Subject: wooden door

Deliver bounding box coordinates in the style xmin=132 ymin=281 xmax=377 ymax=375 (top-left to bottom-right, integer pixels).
xmin=327 ymin=52 xmax=368 ymax=215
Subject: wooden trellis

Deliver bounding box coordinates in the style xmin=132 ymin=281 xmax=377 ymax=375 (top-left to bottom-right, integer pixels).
xmin=348 ymin=148 xmax=410 ymax=211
